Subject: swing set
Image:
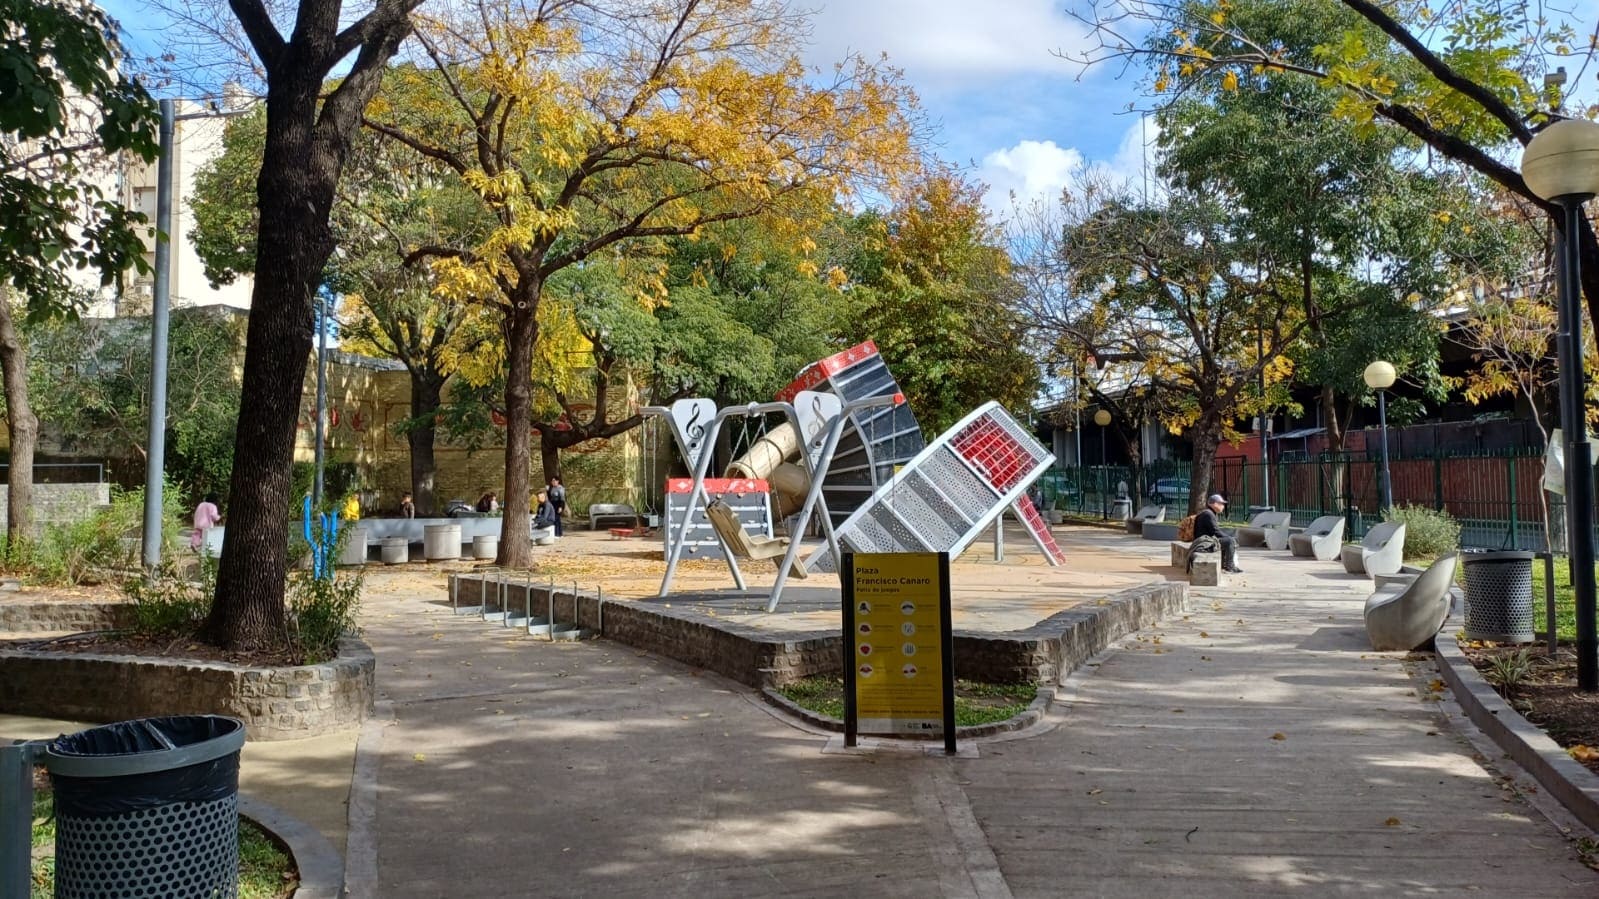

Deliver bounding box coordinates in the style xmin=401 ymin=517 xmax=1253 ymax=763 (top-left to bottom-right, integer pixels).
xmin=642 ymin=390 xmax=905 ymax=612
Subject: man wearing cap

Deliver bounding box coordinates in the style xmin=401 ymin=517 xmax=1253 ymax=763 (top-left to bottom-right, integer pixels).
xmin=1195 ymin=494 xmax=1243 ymax=573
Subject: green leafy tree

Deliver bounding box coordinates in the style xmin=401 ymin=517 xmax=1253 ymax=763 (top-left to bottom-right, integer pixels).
xmin=844 ymin=171 xmax=1038 ymax=435
xmin=0 ymin=0 xmax=159 ymax=544
xmin=1070 ymin=0 xmax=1599 ymax=337
xmin=25 ymin=309 xmax=243 ymax=497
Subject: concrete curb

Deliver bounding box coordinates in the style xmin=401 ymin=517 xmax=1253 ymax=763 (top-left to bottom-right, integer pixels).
xmin=239 ymin=792 xmax=343 ymax=899
xmin=1434 ymin=624 xmax=1599 ymax=832
xmin=341 ymin=699 xmax=393 ymax=899
xmin=759 ymin=683 xmax=1052 ymax=740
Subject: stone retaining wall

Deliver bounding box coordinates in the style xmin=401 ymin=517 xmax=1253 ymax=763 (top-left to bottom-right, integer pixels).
xmin=0 ymin=483 xmax=112 ymax=532
xmin=447 ymin=577 xmax=1187 ymax=687
xmin=0 ymin=601 xmax=132 ymax=633
xmin=0 ymin=636 xmax=375 ymax=740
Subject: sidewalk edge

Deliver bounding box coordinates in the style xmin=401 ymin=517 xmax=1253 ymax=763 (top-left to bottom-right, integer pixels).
xmin=238 ymin=792 xmax=342 ymax=899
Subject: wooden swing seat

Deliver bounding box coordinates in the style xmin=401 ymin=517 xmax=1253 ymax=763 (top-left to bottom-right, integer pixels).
xmin=704 ymin=499 xmax=807 ymax=579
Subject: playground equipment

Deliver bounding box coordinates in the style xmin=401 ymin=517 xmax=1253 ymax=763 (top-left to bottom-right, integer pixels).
xmin=663 ymin=477 xmax=774 ymax=561
xmin=777 ymin=341 xmax=926 ymax=527
xmin=646 ymin=391 xmax=902 ymax=610
xmin=804 ymin=401 xmax=1066 ymax=572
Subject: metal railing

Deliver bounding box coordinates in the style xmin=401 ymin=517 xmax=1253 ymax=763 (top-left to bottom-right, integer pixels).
xmin=1038 ymin=447 xmax=1574 ymax=552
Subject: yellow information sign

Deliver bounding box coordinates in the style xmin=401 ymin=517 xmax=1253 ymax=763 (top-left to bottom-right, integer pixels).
xmin=843 ymin=552 xmax=953 ymax=742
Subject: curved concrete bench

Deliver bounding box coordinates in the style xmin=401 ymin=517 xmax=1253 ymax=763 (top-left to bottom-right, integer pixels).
xmin=1342 ymin=521 xmax=1407 ymax=577
xmin=1237 ymin=510 xmax=1291 ymax=550
xmin=1365 ymin=553 xmax=1457 ymax=651
xmin=1289 ymin=515 xmax=1345 ymax=561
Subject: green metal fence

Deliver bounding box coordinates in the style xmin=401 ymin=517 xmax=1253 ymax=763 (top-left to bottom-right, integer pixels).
xmin=1040 ymin=447 xmax=1573 ymax=551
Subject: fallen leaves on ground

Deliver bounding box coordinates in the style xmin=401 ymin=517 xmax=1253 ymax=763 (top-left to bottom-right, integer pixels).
xmin=1270 ymin=732 xmax=1287 ymax=741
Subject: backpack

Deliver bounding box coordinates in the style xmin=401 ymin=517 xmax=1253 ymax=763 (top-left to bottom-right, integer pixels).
xmin=1177 ymin=514 xmax=1197 ymax=542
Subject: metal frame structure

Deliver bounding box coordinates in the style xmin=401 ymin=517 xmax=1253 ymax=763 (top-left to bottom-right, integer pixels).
xmin=646 ymin=392 xmax=904 ymax=611
xmin=804 ymin=401 xmax=1065 ymax=573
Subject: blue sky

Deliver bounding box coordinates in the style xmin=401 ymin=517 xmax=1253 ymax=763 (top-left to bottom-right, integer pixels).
xmin=102 ymin=0 xmax=1151 ymax=218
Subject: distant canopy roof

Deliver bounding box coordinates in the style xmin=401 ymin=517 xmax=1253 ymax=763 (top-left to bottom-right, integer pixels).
xmin=1270 ymin=427 xmax=1325 ymax=441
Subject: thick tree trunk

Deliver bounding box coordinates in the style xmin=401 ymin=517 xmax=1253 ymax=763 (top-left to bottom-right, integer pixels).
xmin=408 ymin=374 xmax=442 ymax=515
xmin=0 ymin=293 xmax=36 ymax=547
xmin=1187 ymin=417 xmax=1223 ymax=515
xmin=203 ymin=79 xmax=336 ymax=651
xmin=496 ymin=299 xmax=539 ymax=568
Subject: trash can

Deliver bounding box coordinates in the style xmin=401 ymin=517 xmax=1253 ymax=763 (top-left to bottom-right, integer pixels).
xmin=1463 ymin=550 xmax=1536 ymax=643
xmin=380 ymin=536 xmax=409 ymax=565
xmin=472 ymin=534 xmax=498 ymax=559
xmin=43 ymin=715 xmax=246 ymax=898
xmin=1110 ymin=498 xmax=1132 ymax=520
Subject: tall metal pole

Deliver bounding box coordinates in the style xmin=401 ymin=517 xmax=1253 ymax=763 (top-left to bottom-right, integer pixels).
xmin=312 ymin=292 xmax=329 ymax=511
xmin=1556 ymin=200 xmax=1598 ymax=690
xmin=140 ymin=99 xmax=175 ymax=568
xmin=1100 ymin=427 xmax=1108 ymax=520
xmin=1258 ymin=327 xmax=1270 ymax=508
xmin=1377 ymin=389 xmax=1393 ymax=512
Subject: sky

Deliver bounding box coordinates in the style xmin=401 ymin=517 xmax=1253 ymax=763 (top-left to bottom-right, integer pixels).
xmin=802 ymin=0 xmax=1151 ymax=218
xmin=101 ymin=0 xmax=1151 ymax=223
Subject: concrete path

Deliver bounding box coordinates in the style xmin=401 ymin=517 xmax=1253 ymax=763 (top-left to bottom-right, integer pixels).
xmin=351 ymin=528 xmax=1598 ymax=896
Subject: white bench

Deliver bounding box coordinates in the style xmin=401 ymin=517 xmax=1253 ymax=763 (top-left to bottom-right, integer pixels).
xmin=1170 ymin=540 xmax=1223 ymax=586
xmin=588 ymin=503 xmax=637 ymax=530
xmin=1236 ymin=510 xmax=1292 ymax=550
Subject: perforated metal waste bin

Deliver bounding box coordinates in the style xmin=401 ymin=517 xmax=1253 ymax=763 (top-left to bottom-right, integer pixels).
xmin=43 ymin=715 xmax=246 ymax=898
xmin=1463 ymin=550 xmax=1535 ymax=643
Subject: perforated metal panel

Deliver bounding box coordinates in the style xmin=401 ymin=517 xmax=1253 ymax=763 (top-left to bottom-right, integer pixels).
xmin=880 ymin=478 xmax=964 ymax=547
xmin=919 ymin=450 xmax=999 ymax=517
xmin=53 ymin=795 xmax=240 ymax=898
xmin=1464 ymin=553 xmax=1535 ymax=643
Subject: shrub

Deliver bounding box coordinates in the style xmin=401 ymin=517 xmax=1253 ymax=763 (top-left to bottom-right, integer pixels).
xmin=125 ymin=552 xmax=216 ymax=637
xmin=287 ymin=567 xmax=362 ymax=664
xmin=1385 ymin=504 xmax=1461 ymax=560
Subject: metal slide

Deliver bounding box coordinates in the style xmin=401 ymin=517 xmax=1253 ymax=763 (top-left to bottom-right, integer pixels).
xmin=805 ymin=401 xmax=1066 ymax=572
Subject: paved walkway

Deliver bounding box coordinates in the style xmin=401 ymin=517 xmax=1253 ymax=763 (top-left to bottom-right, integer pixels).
xmin=350 ymin=528 xmax=1598 ymax=896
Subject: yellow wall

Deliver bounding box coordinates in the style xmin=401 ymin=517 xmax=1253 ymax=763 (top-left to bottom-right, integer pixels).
xmin=296 ymin=358 xmax=640 ymax=515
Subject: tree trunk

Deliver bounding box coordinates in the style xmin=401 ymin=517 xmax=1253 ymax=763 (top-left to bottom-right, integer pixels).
xmin=496 ymin=298 xmax=539 ymax=568
xmin=540 ymin=440 xmax=560 ymax=487
xmin=202 ymin=78 xmax=338 ymax=651
xmin=0 ymin=292 xmax=36 ymax=547
xmin=1187 ymin=416 xmax=1223 ymax=515
xmin=1116 ymin=424 xmax=1144 ymax=500
xmin=408 ymin=373 xmax=442 ymax=515
xmin=1322 ymin=385 xmax=1347 ymax=503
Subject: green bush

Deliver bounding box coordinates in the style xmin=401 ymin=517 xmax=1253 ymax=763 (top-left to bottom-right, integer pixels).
xmin=125 ymin=552 xmax=216 ymax=637
xmin=7 ymin=486 xmax=184 ymax=586
xmin=287 ymin=566 xmax=362 ymax=664
xmin=1385 ymin=504 xmax=1461 ymax=560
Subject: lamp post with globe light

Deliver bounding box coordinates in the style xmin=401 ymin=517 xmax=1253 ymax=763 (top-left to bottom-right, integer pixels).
xmin=1363 ymin=361 xmax=1396 ymax=514
xmin=1094 ymin=409 xmax=1112 ymax=520
xmin=1521 ymin=118 xmax=1599 ymax=691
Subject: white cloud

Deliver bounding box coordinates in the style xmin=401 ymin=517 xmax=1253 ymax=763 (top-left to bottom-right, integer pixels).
xmin=977 ymin=117 xmax=1158 ymax=218
xmin=804 ymin=0 xmax=1091 ymax=83
xmin=978 ymin=139 xmax=1083 ymax=214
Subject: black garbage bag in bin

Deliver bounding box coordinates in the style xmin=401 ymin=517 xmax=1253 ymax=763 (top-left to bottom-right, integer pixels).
xmin=44 ymin=715 xmax=246 ymax=898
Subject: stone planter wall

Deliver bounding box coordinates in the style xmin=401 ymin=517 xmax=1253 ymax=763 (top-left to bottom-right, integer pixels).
xmin=448 ymin=576 xmax=1186 ymax=688
xmin=0 ymin=601 xmax=133 ymax=633
xmin=0 ymin=636 xmax=375 ymax=740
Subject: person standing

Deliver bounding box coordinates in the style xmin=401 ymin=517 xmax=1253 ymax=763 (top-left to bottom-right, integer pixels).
xmin=1195 ymin=494 xmax=1243 ymax=573
xmin=475 ymin=490 xmax=499 ymax=514
xmin=191 ymin=493 xmax=222 ymax=552
xmin=399 ymin=492 xmax=415 ymax=519
xmin=547 ymin=475 xmax=567 ymax=536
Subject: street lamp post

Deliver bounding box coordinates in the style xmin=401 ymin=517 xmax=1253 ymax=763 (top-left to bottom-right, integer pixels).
xmin=1363 ymin=360 xmax=1396 ymax=514
xmin=1094 ymin=409 xmax=1112 ymax=520
xmin=1521 ymin=118 xmax=1599 ymax=691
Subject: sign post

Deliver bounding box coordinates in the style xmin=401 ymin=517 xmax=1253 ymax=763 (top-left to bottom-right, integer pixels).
xmin=842 ymin=551 xmax=956 ymax=755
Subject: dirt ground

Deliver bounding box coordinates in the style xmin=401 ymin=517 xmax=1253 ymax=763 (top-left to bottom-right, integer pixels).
xmin=1462 ymin=641 xmax=1599 ymax=775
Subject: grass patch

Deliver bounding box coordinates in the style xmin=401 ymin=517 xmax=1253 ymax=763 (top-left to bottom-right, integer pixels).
xmin=1532 ymin=561 xmax=1590 ymax=643
xmin=31 ymin=791 xmax=297 ymax=898
xmin=777 ymin=676 xmax=1037 ymax=727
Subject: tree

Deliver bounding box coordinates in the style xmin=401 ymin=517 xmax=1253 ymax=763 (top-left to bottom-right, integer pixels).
xmin=1155 ymin=57 xmax=1453 ymax=488
xmin=0 ymin=0 xmax=159 ymax=545
xmin=196 ymin=0 xmax=425 ymax=650
xmin=25 ymin=309 xmax=243 ymax=497
xmin=1069 ymin=0 xmax=1599 ymax=338
xmin=843 ymin=171 xmax=1038 ymax=435
xmin=1044 ymin=182 xmax=1304 ymax=511
xmin=364 ymin=0 xmax=917 ymax=567
xmin=190 ymin=105 xmax=498 ymax=516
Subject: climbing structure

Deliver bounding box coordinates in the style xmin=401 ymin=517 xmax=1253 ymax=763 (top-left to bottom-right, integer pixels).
xmin=805 ymin=401 xmax=1066 ymax=572
xmin=777 ymin=340 xmax=925 ymax=527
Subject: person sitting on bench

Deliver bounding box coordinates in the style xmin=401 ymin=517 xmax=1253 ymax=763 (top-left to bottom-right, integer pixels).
xmin=1195 ymin=494 xmax=1243 ymax=574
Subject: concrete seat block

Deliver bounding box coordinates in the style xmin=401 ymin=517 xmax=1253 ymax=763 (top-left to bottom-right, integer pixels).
xmin=1189 ymin=553 xmax=1223 ymax=586
xmin=1170 ymin=540 xmax=1191 ymax=567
